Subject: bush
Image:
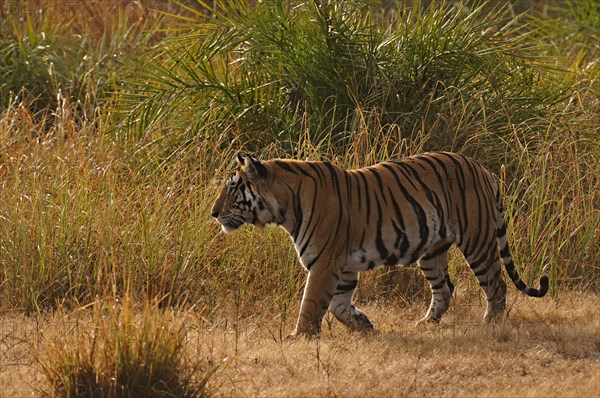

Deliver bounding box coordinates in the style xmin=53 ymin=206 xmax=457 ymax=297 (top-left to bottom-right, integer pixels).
xmin=36 ymin=300 xmax=217 ymax=398
xmin=122 ymin=0 xmax=569 ymax=154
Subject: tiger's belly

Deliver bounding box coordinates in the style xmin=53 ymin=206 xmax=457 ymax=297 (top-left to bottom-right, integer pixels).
xmin=341 ymin=207 xmax=453 ymax=272
xmin=345 ymin=247 xmax=417 ymax=272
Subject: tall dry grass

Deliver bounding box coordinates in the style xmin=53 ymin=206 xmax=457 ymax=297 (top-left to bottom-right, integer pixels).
xmin=36 ymin=298 xmax=215 ymax=398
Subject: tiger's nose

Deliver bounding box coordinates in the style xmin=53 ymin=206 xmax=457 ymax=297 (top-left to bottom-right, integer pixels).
xmin=210 ymin=210 xmax=219 ymax=218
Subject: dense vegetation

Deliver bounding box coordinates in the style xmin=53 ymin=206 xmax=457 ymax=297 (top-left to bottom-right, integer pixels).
xmin=0 ymin=0 xmax=598 ymax=396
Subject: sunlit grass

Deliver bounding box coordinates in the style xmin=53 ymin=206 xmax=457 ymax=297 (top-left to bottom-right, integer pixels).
xmin=36 ymin=298 xmax=217 ymax=398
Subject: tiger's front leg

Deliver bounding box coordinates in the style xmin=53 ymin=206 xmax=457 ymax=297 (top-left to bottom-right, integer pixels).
xmin=329 ymin=271 xmax=374 ymax=333
xmin=291 ymin=262 xmax=340 ymax=337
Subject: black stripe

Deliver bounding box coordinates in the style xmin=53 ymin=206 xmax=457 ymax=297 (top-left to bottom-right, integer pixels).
xmin=356 ymin=170 xmax=371 ymax=224
xmin=503 ymin=259 xmax=519 ymax=279
xmin=469 ymin=250 xmax=491 ymax=273
xmin=395 ymin=165 xmax=430 ymax=260
xmin=401 ymin=163 xmax=447 ymax=239
xmin=323 ymin=162 xmax=343 ymax=205
xmin=440 ymin=153 xmax=469 ymax=234
xmin=455 ymin=204 xmax=464 ymax=246
xmin=367 ymin=167 xmax=388 ymax=206
xmin=499 ymin=245 xmax=510 ymax=259
xmin=335 ymin=280 xmax=358 ymax=294
xmin=345 ymin=171 xmax=352 ymax=205
xmin=422 ymin=242 xmax=452 ymax=261
xmin=463 ymin=158 xmax=484 ymax=246
xmin=387 ymin=187 xmax=406 ymax=231
xmin=298 ymin=214 xmax=321 ymax=258
xmin=323 ymin=162 xmax=345 ymax=240
xmin=390 ymin=219 xmax=405 ymax=252
xmin=479 ymin=278 xmax=492 ymax=287
xmin=296 ymin=179 xmax=319 ymax=246
xmin=428 ymin=153 xmax=449 ymax=177
xmin=388 ymin=187 xmax=409 ymax=255
xmin=307 ymin=162 xmax=325 ymax=184
xmin=384 ymin=254 xmax=399 ymax=266
xmin=446 ymin=275 xmax=455 ymax=294
xmin=275 ymin=160 xmax=298 ymax=174
xmin=304 ymin=244 xmax=327 ymax=271
xmin=431 ymin=279 xmax=447 ymax=290
xmin=291 ymin=163 xmax=314 ymax=177
xmin=496 ymin=189 xmax=504 ymax=213
xmin=428 ymin=155 xmax=455 ymax=229
xmin=374 ymin=194 xmax=389 ymax=260
xmin=353 ymin=171 xmax=363 ymax=212
xmin=291 ymin=180 xmax=304 ymax=240
xmin=418 ymin=156 xmax=452 ymax=220
xmin=497 ymin=222 xmax=507 ymax=237
xmin=381 ymin=163 xmax=429 ymax=262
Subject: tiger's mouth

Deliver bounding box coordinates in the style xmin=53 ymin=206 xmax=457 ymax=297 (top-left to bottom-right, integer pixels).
xmin=216 ymin=215 xmax=244 ymax=233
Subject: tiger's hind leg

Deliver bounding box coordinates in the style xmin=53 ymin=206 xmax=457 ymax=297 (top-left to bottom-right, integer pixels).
xmin=462 ymin=243 xmax=507 ymax=323
xmin=416 ymin=243 xmax=453 ymax=325
xmin=329 ymin=271 xmax=374 ymax=333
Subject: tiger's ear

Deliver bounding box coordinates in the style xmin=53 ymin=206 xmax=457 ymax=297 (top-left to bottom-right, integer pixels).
xmin=236 ymin=153 xmax=268 ymax=181
xmin=235 ymin=152 xmax=246 ymax=166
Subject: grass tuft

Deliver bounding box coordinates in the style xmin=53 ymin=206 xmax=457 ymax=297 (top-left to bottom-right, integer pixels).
xmin=36 ymin=299 xmax=218 ymax=398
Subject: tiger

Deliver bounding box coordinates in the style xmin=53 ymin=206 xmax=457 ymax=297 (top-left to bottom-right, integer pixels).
xmin=211 ymin=152 xmax=549 ymax=336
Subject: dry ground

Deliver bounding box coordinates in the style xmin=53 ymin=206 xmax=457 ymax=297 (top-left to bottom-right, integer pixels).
xmin=1 ymin=290 xmax=599 ymax=397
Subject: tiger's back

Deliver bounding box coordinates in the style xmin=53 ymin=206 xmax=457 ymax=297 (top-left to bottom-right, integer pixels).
xmin=211 ymin=152 xmax=548 ymax=336
xmin=335 ymin=153 xmax=495 ymax=270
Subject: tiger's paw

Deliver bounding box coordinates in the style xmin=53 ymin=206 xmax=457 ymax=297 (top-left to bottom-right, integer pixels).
xmin=483 ymin=310 xmax=507 ymax=324
xmin=285 ymin=331 xmax=301 ymax=340
xmin=345 ymin=306 xmax=375 ymax=333
xmin=352 ymin=313 xmax=375 ymax=333
xmin=285 ymin=331 xmax=319 ymax=340
xmin=415 ymin=314 xmax=440 ymax=327
xmin=287 ymin=322 xmax=322 ymax=339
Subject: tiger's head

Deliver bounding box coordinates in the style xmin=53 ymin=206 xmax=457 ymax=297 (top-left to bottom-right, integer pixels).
xmin=211 ymin=153 xmax=284 ymax=233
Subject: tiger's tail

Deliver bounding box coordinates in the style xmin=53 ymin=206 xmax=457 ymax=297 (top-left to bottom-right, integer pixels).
xmin=495 ymin=188 xmax=549 ymax=298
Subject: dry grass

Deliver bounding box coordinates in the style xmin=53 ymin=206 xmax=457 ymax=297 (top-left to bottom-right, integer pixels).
xmin=2 ymin=289 xmax=599 ymax=397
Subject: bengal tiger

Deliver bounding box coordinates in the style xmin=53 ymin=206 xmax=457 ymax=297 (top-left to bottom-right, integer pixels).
xmin=211 ymin=152 xmax=549 ymax=336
